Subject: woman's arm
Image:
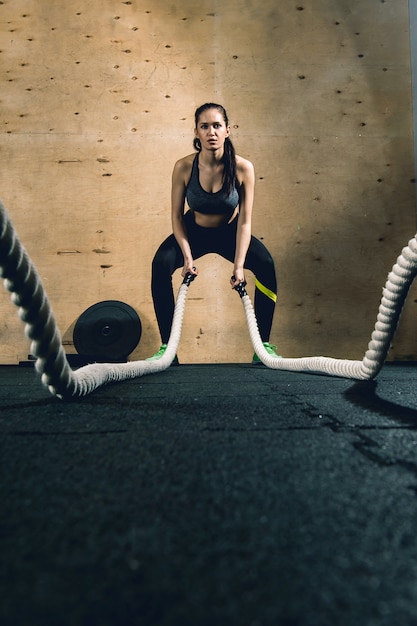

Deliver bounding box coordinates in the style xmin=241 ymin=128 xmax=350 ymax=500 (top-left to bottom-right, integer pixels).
xmin=230 ymin=157 xmax=255 ymax=288
xmin=171 ymin=157 xmax=198 ymax=278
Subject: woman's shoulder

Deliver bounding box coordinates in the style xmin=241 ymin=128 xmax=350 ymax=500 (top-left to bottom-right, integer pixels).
xmin=235 ymin=154 xmax=254 ymax=180
xmin=173 ymin=153 xmax=195 ymax=180
xmin=174 ymin=153 xmax=195 ymax=170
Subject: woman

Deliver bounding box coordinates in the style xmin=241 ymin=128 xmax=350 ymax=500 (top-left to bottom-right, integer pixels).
xmin=147 ymin=102 xmax=279 ymax=364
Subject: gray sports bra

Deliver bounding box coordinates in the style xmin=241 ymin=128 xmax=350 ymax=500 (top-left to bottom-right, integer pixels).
xmin=186 ymin=154 xmax=240 ymax=216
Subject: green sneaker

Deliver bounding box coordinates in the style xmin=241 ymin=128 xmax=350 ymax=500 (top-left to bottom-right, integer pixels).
xmin=252 ymin=342 xmax=282 ymax=365
xmin=146 ymin=344 xmax=179 ymax=365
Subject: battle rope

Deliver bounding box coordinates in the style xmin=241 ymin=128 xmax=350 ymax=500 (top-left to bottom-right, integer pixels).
xmin=234 ymin=232 xmax=417 ymax=379
xmin=0 ymin=200 xmax=194 ymax=399
xmin=1 ymin=198 xmax=417 ymax=397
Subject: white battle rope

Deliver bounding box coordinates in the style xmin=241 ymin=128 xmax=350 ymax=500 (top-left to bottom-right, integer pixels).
xmin=1 ymin=199 xmax=417 ymax=398
xmin=0 ymin=201 xmax=191 ymax=399
xmin=236 ymin=233 xmax=417 ymax=379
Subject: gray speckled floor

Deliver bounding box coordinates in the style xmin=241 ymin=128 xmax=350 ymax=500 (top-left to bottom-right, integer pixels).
xmin=1 ymin=363 xmax=417 ymax=626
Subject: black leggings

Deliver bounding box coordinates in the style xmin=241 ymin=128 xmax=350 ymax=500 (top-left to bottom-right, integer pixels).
xmin=151 ymin=212 xmax=277 ymax=344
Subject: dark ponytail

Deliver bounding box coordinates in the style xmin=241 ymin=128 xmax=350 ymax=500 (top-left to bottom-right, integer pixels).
xmin=193 ymin=103 xmax=237 ymax=196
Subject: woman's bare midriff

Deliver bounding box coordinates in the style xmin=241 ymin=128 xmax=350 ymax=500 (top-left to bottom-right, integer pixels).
xmin=192 ymin=206 xmax=239 ymax=228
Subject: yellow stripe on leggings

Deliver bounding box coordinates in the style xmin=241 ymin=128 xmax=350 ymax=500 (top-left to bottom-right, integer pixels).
xmin=255 ymin=278 xmax=277 ymax=303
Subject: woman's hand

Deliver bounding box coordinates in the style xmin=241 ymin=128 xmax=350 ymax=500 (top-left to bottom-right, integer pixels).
xmin=181 ymin=259 xmax=198 ymax=278
xmin=230 ymin=269 xmax=245 ymax=288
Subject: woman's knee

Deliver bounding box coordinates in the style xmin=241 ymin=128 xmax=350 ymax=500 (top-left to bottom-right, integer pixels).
xmin=263 ymin=254 xmax=277 ymax=287
xmin=248 ymin=246 xmax=277 ymax=290
xmin=152 ymin=245 xmax=179 ymax=280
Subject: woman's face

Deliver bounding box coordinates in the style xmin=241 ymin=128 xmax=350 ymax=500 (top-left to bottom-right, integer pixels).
xmin=195 ymin=108 xmax=230 ymax=152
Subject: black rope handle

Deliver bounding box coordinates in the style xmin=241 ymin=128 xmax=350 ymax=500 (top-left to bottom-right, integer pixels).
xmin=183 ymin=268 xmax=197 ymax=286
xmin=231 ymin=275 xmax=247 ymax=298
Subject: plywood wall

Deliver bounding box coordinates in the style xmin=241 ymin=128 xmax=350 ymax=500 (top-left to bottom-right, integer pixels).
xmin=0 ymin=0 xmax=416 ymax=365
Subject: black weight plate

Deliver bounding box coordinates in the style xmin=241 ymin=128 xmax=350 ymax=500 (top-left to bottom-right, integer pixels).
xmin=73 ymin=300 xmax=142 ymax=361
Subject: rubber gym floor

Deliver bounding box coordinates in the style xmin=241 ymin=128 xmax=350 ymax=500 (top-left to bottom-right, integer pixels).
xmin=1 ymin=361 xmax=417 ymax=626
